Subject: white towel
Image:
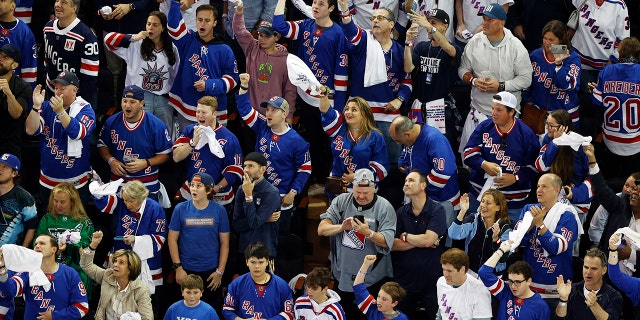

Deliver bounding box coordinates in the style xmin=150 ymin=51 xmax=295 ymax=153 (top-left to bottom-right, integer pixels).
xmin=612 ymin=227 xmax=640 ymax=272
xmin=1 ymin=244 xmax=50 ymax=291
xmin=195 ymin=125 xmax=225 ymax=158
xmin=286 ymin=54 xmax=323 ymax=96
xmin=132 ymin=236 xmax=155 ymax=294
xmin=57 ymin=230 xmax=81 ymax=244
xmin=157 ymin=182 xmax=171 ymax=209
xmin=553 ymin=131 xmax=592 ymax=151
xmin=120 ymin=312 xmax=142 ymax=320
xmin=477 ymin=169 xmax=501 ymax=201
xmin=66 ymin=98 xmax=87 ymax=158
xmin=89 ymin=179 xmax=124 ymax=198
xmin=363 ymin=31 xmax=388 ymax=87
xmin=509 ymin=211 xmax=533 ymax=252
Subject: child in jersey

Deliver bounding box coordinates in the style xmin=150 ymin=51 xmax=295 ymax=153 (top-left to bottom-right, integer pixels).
xmin=353 ymin=255 xmax=409 ymax=320
xmin=164 ymin=274 xmax=220 ymax=320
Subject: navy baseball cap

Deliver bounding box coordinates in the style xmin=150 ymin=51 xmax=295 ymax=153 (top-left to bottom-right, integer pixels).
xmin=0 ymin=44 xmax=20 ymax=63
xmin=478 ymin=3 xmax=507 ymax=21
xmin=191 ymin=172 xmax=215 ymax=187
xmin=52 ymin=71 xmax=79 ymax=87
xmin=426 ymin=9 xmax=449 ymax=25
xmin=0 ymin=153 xmax=20 ymax=171
xmin=122 ymin=85 xmax=145 ymax=101
xmin=257 ymin=22 xmax=278 ymax=36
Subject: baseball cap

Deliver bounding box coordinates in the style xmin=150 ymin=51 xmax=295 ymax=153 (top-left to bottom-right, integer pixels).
xmin=257 ymin=22 xmax=278 ymax=36
xmin=52 ymin=71 xmax=79 ymax=87
xmin=260 ymin=96 xmax=289 ymax=114
xmin=353 ymin=169 xmax=375 ymax=187
xmin=245 ymin=152 xmax=267 ymax=167
xmin=0 ymin=44 xmax=21 ymax=63
xmin=492 ymin=92 xmax=519 ymax=114
xmin=0 ymin=153 xmax=20 ymax=171
xmin=478 ymin=3 xmax=507 ymax=21
xmin=426 ymin=9 xmax=449 ymax=25
xmin=122 ymin=85 xmax=145 ymax=101
xmin=191 ymin=172 xmax=215 ymax=187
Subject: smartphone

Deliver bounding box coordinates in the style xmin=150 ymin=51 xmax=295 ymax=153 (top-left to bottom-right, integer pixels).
xmin=353 ymin=215 xmax=365 ymax=223
xmin=551 ymin=44 xmax=568 ymax=54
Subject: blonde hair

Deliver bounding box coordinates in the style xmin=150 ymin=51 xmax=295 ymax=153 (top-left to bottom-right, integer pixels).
xmin=345 ymin=97 xmax=380 ymax=143
xmin=120 ymin=180 xmax=149 ymax=202
xmin=47 ymin=182 xmax=88 ymax=221
xmin=112 ymin=249 xmax=142 ymax=280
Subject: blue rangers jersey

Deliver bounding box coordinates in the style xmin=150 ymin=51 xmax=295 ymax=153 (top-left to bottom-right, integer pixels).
xmin=0 ymin=19 xmax=37 ymax=86
xmin=592 ymin=63 xmax=640 ymax=156
xmin=321 ymin=107 xmax=389 ymax=181
xmin=272 ymin=14 xmax=349 ymax=111
xmin=237 ymin=93 xmax=311 ymax=203
xmin=98 ymin=111 xmax=172 ymax=193
xmin=223 ymin=272 xmax=294 ymax=320
xmin=463 ymin=118 xmax=539 ymax=209
xmin=15 ymin=0 xmax=33 ymax=24
xmin=93 ymin=195 xmax=167 ymax=286
xmin=399 ymin=124 xmax=460 ymax=205
xmin=161 ymin=0 xmax=238 ymax=124
xmin=31 ymin=97 xmax=96 ymax=189
xmin=174 ymin=124 xmax=244 ymax=204
xmin=528 ymin=48 xmax=581 ymax=126
xmin=342 ymin=20 xmax=412 ymax=122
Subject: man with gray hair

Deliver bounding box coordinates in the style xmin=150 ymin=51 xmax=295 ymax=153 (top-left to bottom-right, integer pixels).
xmin=512 ymin=173 xmax=582 ymax=302
xmin=318 ymin=168 xmax=396 ymax=319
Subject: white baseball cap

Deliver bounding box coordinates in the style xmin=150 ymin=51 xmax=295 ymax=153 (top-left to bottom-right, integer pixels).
xmin=492 ymin=92 xmax=520 ymax=114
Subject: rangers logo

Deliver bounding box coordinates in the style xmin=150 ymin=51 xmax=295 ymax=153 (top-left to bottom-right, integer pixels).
xmin=64 ymin=39 xmax=76 ymax=51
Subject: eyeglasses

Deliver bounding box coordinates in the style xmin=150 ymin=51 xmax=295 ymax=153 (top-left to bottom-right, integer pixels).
xmin=506 ymin=279 xmax=526 ymax=286
xmin=545 ymin=122 xmax=560 ymax=129
xmin=369 ymin=15 xmax=392 ymax=21
xmin=500 ymin=133 xmax=508 ymax=150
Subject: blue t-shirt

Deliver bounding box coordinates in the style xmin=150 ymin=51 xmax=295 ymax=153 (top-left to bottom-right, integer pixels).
xmin=164 ymin=300 xmax=220 ymax=320
xmin=168 ymin=200 xmax=230 ymax=272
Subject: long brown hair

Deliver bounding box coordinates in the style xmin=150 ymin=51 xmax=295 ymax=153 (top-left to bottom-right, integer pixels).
xmin=548 ymin=109 xmax=575 ymax=185
xmin=345 ymin=97 xmax=380 ymax=143
xmin=482 ymin=189 xmax=510 ymax=225
xmin=47 ymin=182 xmax=88 ymax=221
xmin=541 ymin=20 xmax=571 ymax=50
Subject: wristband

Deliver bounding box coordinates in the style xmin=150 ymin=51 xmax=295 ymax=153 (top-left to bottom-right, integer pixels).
xmin=146 ymin=159 xmax=151 ymax=168
xmin=538 ymin=224 xmax=546 ymax=231
xmin=56 ymin=110 xmax=66 ymax=117
xmin=89 ymin=245 xmax=97 ymax=251
xmin=588 ymin=162 xmax=596 ymax=165
xmin=609 ymin=248 xmax=618 ymax=252
xmin=559 ymin=298 xmax=568 ymax=303
xmin=340 ymin=11 xmax=350 ymax=17
xmin=239 ymin=85 xmax=249 ymax=90
xmin=32 ymin=107 xmax=41 ymax=113
xmin=216 ymin=269 xmax=224 ymax=275
xmin=245 ymin=196 xmax=253 ymax=202
xmin=358 ymin=270 xmax=367 ymax=275
xmin=497 ymin=248 xmax=506 ymax=255
xmin=405 ymin=41 xmax=413 ymax=47
xmin=108 ymin=157 xmax=116 ymax=165
xmin=368 ymin=230 xmax=374 ymax=238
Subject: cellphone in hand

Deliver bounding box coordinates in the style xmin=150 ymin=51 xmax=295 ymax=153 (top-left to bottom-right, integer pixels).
xmin=550 ymin=44 xmax=568 ymax=54
xmin=353 ymin=215 xmax=365 ymax=223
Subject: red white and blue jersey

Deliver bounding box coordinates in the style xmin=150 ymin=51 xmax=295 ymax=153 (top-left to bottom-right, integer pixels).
xmin=223 ymin=272 xmax=294 ymax=320
xmin=272 ymin=15 xmax=349 ymax=111
xmin=353 ymin=283 xmax=409 ymax=320
xmin=0 ymin=265 xmax=89 ymax=319
xmin=592 ymin=63 xmax=640 ymax=156
xmin=161 ymin=0 xmax=238 ymax=124
xmin=399 ymin=124 xmax=460 ymax=205
xmin=31 ymin=98 xmax=96 ymax=189
xmin=98 ymin=111 xmax=173 ymax=193
xmin=93 ymin=195 xmax=167 ymax=286
xmin=321 ymin=107 xmax=389 ymax=181
xmin=342 ymin=21 xmax=412 ymax=122
xmin=15 ymin=0 xmax=33 ymax=24
xmin=478 ymin=265 xmax=550 ymax=320
xmin=174 ymin=124 xmax=244 ymax=205
xmin=570 ymin=0 xmax=629 ymax=70
xmin=463 ymin=118 xmax=540 ymax=209
xmin=43 ymin=18 xmax=99 ymax=106
xmin=0 ymin=19 xmax=37 ymax=86
xmin=528 ymin=48 xmax=581 ymax=126
xmin=516 ymin=203 xmax=578 ymax=291
xmin=237 ymin=93 xmax=312 ymax=199
xmin=535 ymin=135 xmax=593 ymax=214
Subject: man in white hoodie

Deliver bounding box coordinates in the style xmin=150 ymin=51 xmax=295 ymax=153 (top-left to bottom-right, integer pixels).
xmin=457 ymin=2 xmax=531 ymax=157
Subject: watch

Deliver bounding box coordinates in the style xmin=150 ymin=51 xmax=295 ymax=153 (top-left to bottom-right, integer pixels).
xmin=129 ymin=3 xmax=136 ymax=10
xmin=498 ymin=81 xmax=505 ymax=92
xmin=172 ymin=262 xmax=182 ymax=270
xmin=428 ymin=26 xmax=437 ymax=35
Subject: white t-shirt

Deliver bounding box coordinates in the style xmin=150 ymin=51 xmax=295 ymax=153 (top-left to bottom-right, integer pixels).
xmin=436 ymin=274 xmax=493 ymax=320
